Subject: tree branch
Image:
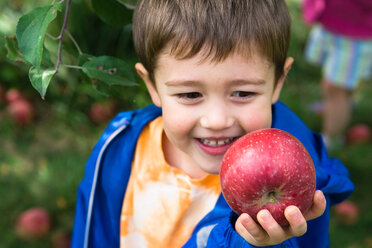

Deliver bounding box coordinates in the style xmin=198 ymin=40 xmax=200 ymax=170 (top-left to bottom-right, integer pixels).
xmin=65 ymin=29 xmax=83 ymax=55
xmin=55 ymin=0 xmax=71 ymax=74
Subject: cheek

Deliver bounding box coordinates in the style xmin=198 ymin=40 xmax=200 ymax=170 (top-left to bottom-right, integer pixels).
xmin=240 ymin=107 xmax=272 ymax=131
xmin=162 ymin=111 xmax=193 ymax=141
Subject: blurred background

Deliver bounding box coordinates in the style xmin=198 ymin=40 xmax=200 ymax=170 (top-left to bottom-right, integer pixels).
xmin=0 ymin=0 xmax=371 ymax=247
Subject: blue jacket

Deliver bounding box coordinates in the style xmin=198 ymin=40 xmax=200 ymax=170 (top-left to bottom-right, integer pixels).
xmin=71 ymin=101 xmax=354 ymax=248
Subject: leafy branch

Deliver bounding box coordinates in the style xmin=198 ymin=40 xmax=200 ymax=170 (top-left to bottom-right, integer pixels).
xmin=55 ymin=0 xmax=71 ymax=74
xmin=5 ymin=0 xmax=138 ymax=99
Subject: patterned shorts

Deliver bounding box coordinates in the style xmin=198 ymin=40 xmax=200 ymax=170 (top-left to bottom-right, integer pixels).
xmin=304 ymin=25 xmax=372 ymax=89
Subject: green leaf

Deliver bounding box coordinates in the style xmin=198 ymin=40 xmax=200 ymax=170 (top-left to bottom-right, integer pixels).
xmin=41 ymin=47 xmax=54 ymax=68
xmin=16 ymin=3 xmax=62 ymax=68
xmin=4 ymin=36 xmax=27 ymax=63
xmin=82 ymin=56 xmax=138 ymax=87
xmin=6 ymin=35 xmax=54 ymax=66
xmin=92 ymin=80 xmax=114 ymax=97
xmin=29 ymin=66 xmax=57 ymax=99
xmin=91 ymin=0 xmax=133 ymax=27
xmin=78 ymin=53 xmax=95 ymax=66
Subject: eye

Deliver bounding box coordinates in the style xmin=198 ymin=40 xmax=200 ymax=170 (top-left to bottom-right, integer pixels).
xmin=231 ymin=91 xmax=254 ymax=99
xmin=177 ymin=92 xmax=202 ymax=99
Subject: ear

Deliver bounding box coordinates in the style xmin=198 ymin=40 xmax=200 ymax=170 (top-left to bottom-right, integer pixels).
xmin=135 ymin=63 xmax=162 ymax=107
xmin=272 ymin=57 xmax=294 ymax=104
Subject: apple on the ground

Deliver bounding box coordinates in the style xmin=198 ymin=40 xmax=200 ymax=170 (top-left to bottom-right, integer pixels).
xmin=220 ymin=128 xmax=316 ymax=226
xmin=334 ymin=200 xmax=359 ymax=225
xmin=5 ymin=88 xmax=24 ymax=104
xmin=15 ymin=207 xmax=51 ymax=240
xmin=88 ymin=101 xmax=116 ymax=125
xmin=346 ymin=124 xmax=371 ymax=145
xmin=7 ymin=98 xmax=34 ymax=125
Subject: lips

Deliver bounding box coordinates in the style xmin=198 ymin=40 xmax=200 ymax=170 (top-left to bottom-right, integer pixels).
xmin=196 ymin=137 xmax=238 ymax=156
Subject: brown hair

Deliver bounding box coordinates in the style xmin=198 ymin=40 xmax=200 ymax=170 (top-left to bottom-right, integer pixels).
xmin=133 ymin=0 xmax=291 ymax=83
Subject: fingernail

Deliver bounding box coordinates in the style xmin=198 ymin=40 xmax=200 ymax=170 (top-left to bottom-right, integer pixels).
xmin=241 ymin=213 xmax=251 ymax=227
xmin=318 ymin=191 xmax=326 ymax=202
xmin=288 ymin=208 xmax=300 ymax=221
xmin=259 ymin=210 xmax=270 ymax=222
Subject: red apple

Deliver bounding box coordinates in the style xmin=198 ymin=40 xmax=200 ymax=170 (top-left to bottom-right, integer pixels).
xmin=334 ymin=200 xmax=359 ymax=225
xmin=7 ymin=98 xmax=34 ymax=125
xmin=220 ymin=128 xmax=316 ymax=226
xmin=5 ymin=88 xmax=24 ymax=104
xmin=346 ymin=124 xmax=371 ymax=145
xmin=15 ymin=207 xmax=51 ymax=240
xmin=88 ymin=101 xmax=116 ymax=125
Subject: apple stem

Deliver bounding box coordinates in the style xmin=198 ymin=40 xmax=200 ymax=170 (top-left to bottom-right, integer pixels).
xmin=268 ymin=191 xmax=277 ymax=203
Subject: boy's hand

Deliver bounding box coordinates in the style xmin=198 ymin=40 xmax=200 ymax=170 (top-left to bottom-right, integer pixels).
xmin=235 ymin=190 xmax=326 ymax=247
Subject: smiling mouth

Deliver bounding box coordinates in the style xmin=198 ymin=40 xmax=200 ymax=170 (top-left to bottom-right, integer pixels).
xmin=198 ymin=137 xmax=238 ymax=147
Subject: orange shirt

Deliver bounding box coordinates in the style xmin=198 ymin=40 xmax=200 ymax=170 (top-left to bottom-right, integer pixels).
xmin=120 ymin=117 xmax=221 ymax=248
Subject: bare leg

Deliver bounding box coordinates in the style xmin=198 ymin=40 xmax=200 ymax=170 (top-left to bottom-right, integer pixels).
xmin=321 ymin=78 xmax=353 ymax=143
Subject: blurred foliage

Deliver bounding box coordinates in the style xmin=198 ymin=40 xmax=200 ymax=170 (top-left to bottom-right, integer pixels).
xmin=0 ymin=0 xmax=372 ymax=247
xmin=0 ymin=0 xmax=151 ymax=125
xmin=0 ymin=0 xmax=149 ymax=247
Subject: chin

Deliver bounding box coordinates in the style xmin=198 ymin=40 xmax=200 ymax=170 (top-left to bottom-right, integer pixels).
xmin=205 ymin=168 xmax=219 ymax=175
xmin=198 ymin=161 xmax=221 ymax=175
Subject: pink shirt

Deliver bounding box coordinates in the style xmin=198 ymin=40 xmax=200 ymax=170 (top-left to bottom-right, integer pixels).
xmin=303 ymin=0 xmax=372 ymax=39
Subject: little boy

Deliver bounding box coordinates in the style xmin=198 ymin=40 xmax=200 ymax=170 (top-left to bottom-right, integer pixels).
xmin=71 ymin=0 xmax=354 ymax=247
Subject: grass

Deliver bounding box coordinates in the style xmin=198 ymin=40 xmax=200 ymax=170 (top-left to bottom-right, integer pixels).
xmin=0 ymin=1 xmax=371 ymax=247
xmin=0 ymin=108 xmax=104 ymax=247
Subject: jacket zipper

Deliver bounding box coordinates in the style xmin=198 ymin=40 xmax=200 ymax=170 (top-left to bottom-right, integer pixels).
xmin=84 ymin=122 xmax=128 ymax=248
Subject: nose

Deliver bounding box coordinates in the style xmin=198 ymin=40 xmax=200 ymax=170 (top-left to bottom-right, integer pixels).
xmin=199 ymin=102 xmax=235 ymax=130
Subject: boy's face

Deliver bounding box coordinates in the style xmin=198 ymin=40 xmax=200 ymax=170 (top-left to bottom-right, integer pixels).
xmin=136 ymin=50 xmax=292 ymax=178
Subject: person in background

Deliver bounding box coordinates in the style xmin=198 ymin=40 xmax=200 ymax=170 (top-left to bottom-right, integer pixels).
xmin=303 ymin=0 xmax=372 ymax=149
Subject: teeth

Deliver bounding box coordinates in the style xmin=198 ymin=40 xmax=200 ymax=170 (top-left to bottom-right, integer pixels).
xmin=200 ymin=138 xmax=234 ymax=147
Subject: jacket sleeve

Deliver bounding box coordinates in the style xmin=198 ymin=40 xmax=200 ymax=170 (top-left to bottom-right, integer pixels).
xmin=311 ymin=133 xmax=354 ymax=206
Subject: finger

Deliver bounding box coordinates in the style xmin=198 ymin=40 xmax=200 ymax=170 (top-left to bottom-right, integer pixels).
xmin=304 ymin=190 xmax=326 ymax=221
xmin=285 ymin=206 xmax=307 ymax=237
xmin=257 ymin=209 xmax=287 ymax=243
xmin=235 ymin=213 xmax=269 ymax=244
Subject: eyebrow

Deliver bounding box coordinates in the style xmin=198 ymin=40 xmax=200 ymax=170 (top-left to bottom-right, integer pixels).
xmin=229 ymin=79 xmax=266 ymax=86
xmin=165 ymin=80 xmax=199 ymax=87
xmin=165 ymin=79 xmax=266 ymax=87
